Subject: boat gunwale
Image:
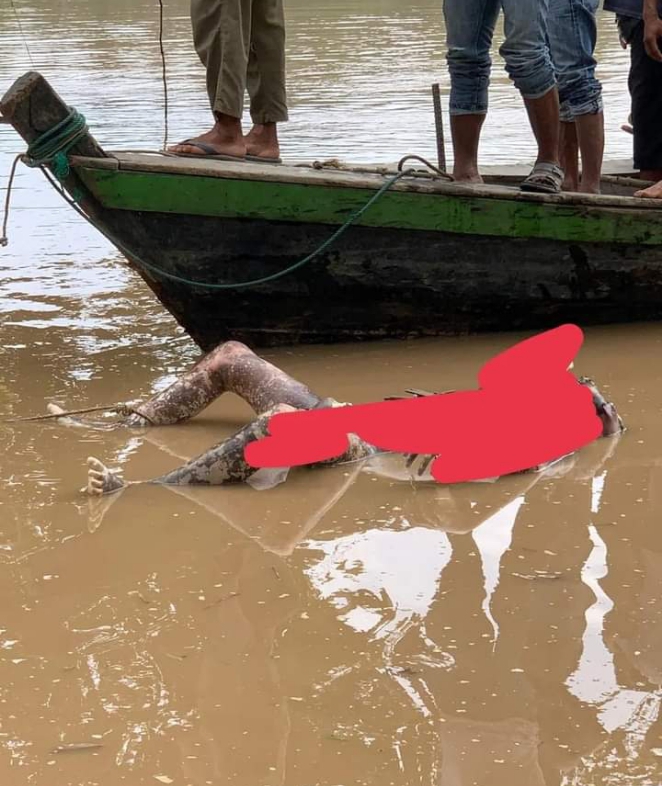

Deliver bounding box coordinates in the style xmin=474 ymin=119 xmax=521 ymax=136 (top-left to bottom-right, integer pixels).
xmin=68 ymin=152 xmax=662 ymax=215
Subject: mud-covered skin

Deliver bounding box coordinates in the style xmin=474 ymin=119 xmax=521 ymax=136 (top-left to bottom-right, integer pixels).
xmin=125 ymin=341 xmax=322 ymax=427
xmin=86 ymin=401 xmax=377 ymax=495
xmin=79 ymin=342 xmax=623 ymax=493
xmin=577 ymin=376 xmax=625 ymax=437
xmin=155 ymin=404 xmax=294 ymax=485
xmin=87 ymin=457 xmax=126 ymax=495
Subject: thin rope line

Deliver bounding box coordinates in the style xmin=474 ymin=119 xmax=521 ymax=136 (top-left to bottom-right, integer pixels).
xmin=9 ymin=0 xmax=34 ymax=67
xmin=0 ymin=154 xmax=23 ymax=247
xmin=1 ymin=403 xmax=153 ymax=424
xmin=41 ymin=164 xmax=409 ymax=291
xmin=158 ymin=0 xmax=169 ymax=151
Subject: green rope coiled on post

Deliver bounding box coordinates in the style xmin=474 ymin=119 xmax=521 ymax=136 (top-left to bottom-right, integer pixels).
xmin=22 ymin=107 xmax=88 ymax=181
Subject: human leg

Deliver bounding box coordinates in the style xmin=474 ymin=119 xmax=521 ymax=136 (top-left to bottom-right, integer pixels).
xmin=86 ymin=401 xmax=377 ymax=495
xmin=500 ymin=0 xmax=562 ymax=192
xmin=443 ymin=0 xmax=501 ymax=183
xmin=245 ymin=0 xmax=288 ymax=162
xmin=133 ymin=341 xmax=322 ymax=425
xmin=86 ymin=404 xmax=296 ymax=495
xmin=634 ymin=180 xmax=662 ymax=198
xmin=628 ymin=20 xmax=662 ymax=184
xmin=560 ymin=121 xmax=580 ymax=191
xmin=546 ymin=0 xmax=604 ymax=193
xmin=52 ymin=341 xmax=323 ymax=429
xmin=168 ymin=0 xmax=251 ymax=158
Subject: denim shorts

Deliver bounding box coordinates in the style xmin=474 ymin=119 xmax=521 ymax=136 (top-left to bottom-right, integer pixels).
xmin=444 ymin=0 xmax=557 ymax=116
xmin=547 ymin=0 xmax=603 ymax=122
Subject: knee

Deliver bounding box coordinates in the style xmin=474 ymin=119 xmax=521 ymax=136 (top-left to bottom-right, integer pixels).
xmin=447 ymin=47 xmax=491 ymax=80
xmin=218 ymin=339 xmax=252 ymax=358
xmin=558 ymin=70 xmax=603 ymax=119
xmin=447 ymin=48 xmax=492 ymax=114
xmin=204 ymin=339 xmax=254 ymax=371
xmin=500 ymin=43 xmax=556 ymax=98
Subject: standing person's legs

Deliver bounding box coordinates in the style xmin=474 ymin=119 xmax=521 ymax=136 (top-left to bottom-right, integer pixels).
xmin=443 ymin=0 xmax=501 ymax=183
xmin=500 ymin=0 xmax=563 ymax=193
xmin=168 ymin=0 xmax=251 ymax=159
xmin=627 ymin=20 xmax=662 ymax=195
xmin=547 ymin=0 xmax=604 ymax=193
xmin=245 ymin=0 xmax=289 ymax=162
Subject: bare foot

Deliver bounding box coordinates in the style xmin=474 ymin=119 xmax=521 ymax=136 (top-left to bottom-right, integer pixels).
xmin=244 ymin=123 xmax=281 ymax=161
xmin=452 ymin=172 xmax=484 ymax=185
xmin=47 ymin=403 xmax=88 ymax=429
xmin=86 ymin=456 xmax=125 ymax=496
xmin=635 ymin=181 xmax=662 ymax=199
xmin=167 ymin=115 xmax=246 ymax=159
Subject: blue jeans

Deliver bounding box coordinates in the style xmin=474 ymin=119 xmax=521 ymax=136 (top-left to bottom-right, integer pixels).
xmin=444 ymin=0 xmax=556 ymax=116
xmin=547 ymin=0 xmax=603 ymax=122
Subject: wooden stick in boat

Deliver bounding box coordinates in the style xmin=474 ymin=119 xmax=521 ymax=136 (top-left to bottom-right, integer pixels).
xmin=432 ymin=83 xmax=447 ymax=173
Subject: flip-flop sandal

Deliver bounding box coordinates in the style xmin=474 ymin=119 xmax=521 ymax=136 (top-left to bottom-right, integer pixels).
xmin=245 ymin=153 xmax=283 ymax=165
xmin=520 ymin=161 xmax=564 ymax=194
xmin=168 ymin=140 xmax=246 ymax=162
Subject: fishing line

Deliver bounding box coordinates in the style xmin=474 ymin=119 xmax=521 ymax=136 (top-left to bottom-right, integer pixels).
xmin=158 ymin=0 xmax=169 ymax=150
xmin=8 ymin=0 xmax=34 ymax=68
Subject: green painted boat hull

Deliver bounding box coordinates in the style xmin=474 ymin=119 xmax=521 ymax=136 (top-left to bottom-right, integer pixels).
xmin=73 ymin=163 xmax=662 ymax=350
xmin=4 ymin=71 xmax=662 ymax=350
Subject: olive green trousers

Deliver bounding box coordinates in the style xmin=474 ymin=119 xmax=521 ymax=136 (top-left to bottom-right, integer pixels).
xmin=190 ymin=0 xmax=288 ymax=124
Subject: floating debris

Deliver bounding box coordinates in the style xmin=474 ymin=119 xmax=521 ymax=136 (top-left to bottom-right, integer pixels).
xmin=51 ymin=742 xmax=103 ymax=754
xmin=204 ymin=592 xmax=239 ymax=609
xmin=511 ymin=571 xmax=563 ymax=581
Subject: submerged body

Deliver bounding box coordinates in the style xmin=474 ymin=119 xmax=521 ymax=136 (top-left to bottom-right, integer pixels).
xmin=44 ymin=331 xmax=624 ymax=498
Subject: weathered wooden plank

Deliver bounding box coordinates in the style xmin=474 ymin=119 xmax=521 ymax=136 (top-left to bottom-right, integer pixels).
xmin=75 ymin=166 xmax=662 ymax=246
xmin=66 ymin=151 xmax=662 ymax=213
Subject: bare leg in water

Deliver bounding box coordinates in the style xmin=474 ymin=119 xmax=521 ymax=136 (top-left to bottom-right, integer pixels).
xmin=47 ymin=340 xmax=623 ymax=496
xmin=50 ymin=340 xmax=325 ymax=428
xmin=52 ymin=341 xmax=375 ymax=496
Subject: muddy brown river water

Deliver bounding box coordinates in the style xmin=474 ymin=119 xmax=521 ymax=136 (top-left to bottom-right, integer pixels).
xmin=1 ymin=1 xmax=661 ymax=785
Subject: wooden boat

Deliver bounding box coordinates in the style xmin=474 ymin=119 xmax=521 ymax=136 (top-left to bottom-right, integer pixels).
xmin=2 ymin=71 xmax=662 ymax=351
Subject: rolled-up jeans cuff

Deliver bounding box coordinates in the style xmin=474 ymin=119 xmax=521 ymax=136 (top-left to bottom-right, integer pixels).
xmin=449 ymin=106 xmax=489 ymax=117
xmin=519 ymin=80 xmax=557 ymax=102
xmin=560 ymin=96 xmax=603 ymax=123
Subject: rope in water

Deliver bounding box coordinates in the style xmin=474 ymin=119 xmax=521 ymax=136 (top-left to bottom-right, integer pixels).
xmin=1 ymin=403 xmax=153 ymax=424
